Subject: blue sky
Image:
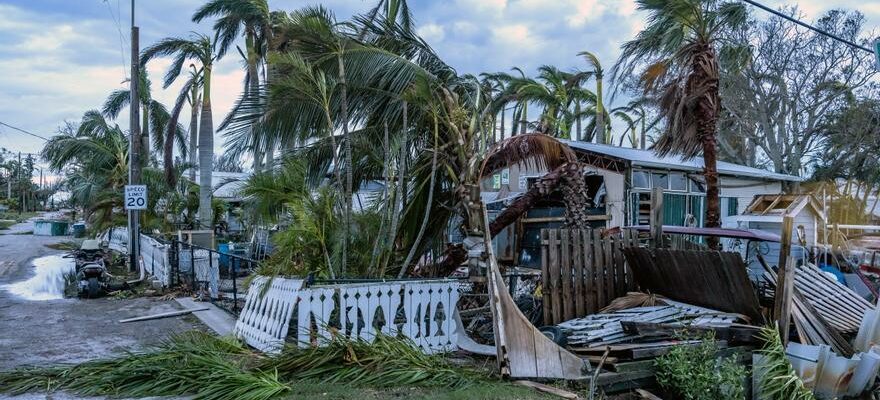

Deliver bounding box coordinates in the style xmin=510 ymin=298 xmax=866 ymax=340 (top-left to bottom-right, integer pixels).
xmin=0 ymin=0 xmax=878 ymax=158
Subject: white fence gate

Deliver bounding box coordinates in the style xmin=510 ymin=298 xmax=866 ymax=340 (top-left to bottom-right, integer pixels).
xmin=234 ymin=276 xmax=304 ymax=353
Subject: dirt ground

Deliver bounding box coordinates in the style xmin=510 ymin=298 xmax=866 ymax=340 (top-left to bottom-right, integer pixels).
xmin=0 ymin=217 xmax=206 ymax=374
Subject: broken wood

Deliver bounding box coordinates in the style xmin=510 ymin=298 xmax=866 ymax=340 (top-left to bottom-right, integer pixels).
xmin=482 ymin=204 xmax=589 ymax=379
xmin=513 ymin=381 xmax=579 ymax=400
xmin=650 ymin=187 xmax=664 ymax=248
xmin=119 ymin=308 xmax=209 ymax=323
xmin=774 ymin=216 xmax=795 ymax=345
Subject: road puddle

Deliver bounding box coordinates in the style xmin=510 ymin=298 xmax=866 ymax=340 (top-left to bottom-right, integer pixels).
xmin=3 ymin=255 xmax=75 ymax=300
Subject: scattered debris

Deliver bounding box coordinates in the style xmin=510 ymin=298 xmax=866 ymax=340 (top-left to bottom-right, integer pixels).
xmin=513 ymin=380 xmax=579 ymax=399
xmin=118 ymin=308 xmax=209 ymax=323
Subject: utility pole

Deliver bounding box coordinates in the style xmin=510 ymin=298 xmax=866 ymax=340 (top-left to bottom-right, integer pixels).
xmin=128 ymin=0 xmax=141 ymax=271
xmin=17 ymin=152 xmax=22 ymax=215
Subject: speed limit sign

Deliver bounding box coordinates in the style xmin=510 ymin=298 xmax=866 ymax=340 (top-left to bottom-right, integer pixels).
xmin=124 ymin=185 xmax=148 ymax=210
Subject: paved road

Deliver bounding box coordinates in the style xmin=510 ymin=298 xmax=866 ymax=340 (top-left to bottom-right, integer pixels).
xmin=0 ymin=217 xmax=206 ymax=375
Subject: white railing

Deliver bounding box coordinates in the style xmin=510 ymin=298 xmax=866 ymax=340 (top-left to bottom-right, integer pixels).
xmin=297 ymin=280 xmax=461 ymax=354
xmin=234 ymin=276 xmax=466 ymax=355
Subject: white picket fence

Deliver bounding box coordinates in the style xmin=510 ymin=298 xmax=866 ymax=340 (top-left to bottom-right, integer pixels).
xmin=234 ymin=277 xmax=462 ymax=355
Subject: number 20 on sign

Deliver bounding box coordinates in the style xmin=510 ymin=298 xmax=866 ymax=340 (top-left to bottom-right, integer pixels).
xmin=124 ymin=185 xmax=148 ymax=210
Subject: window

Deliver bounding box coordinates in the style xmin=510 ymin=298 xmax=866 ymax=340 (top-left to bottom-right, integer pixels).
xmin=632 ymin=171 xmax=650 ymax=188
xmin=669 ymin=172 xmax=687 ymax=191
xmin=690 ymin=178 xmax=705 ymax=193
xmin=652 ymin=173 xmax=668 ymax=189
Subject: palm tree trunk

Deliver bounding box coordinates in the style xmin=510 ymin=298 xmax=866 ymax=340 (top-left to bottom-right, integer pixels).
xmin=596 ymin=78 xmax=605 ymax=144
xmin=197 ymin=65 xmax=214 ymax=228
xmin=142 ymin=104 xmax=151 ymax=165
xmin=432 ymin=162 xmax=589 ymax=277
xmin=640 ymin=114 xmax=646 ymax=149
xmin=500 ymin=108 xmax=505 ymax=141
xmin=382 ymin=102 xmax=408 ymax=276
xmin=520 ymin=102 xmax=528 ymax=135
xmin=692 ymin=49 xmax=721 ymax=249
xmin=189 ymin=92 xmax=199 ymax=182
xmin=338 ymin=53 xmax=352 ymax=277
xmin=575 ymin=101 xmax=582 ymax=141
xmin=399 ymin=116 xmax=439 ymax=278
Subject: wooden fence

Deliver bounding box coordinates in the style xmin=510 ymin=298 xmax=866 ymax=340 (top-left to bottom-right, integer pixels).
xmin=540 ymin=229 xmax=640 ymax=325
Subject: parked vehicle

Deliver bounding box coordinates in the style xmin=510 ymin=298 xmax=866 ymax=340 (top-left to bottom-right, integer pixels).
xmin=66 ymin=240 xmax=110 ymax=298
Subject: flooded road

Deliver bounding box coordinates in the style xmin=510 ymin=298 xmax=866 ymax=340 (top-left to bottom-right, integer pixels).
xmin=3 ymin=255 xmax=74 ymax=301
xmin=0 ymin=217 xmax=207 ymax=373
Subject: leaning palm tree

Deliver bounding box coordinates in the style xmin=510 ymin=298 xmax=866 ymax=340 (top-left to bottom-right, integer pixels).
xmin=141 ymin=33 xmax=223 ymax=228
xmin=614 ymin=0 xmax=747 ymax=248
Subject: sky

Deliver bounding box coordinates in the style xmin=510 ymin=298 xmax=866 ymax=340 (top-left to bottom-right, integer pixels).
xmin=0 ymin=0 xmax=878 ymax=161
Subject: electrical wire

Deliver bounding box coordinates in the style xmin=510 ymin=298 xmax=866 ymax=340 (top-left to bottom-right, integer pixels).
xmin=0 ymin=121 xmax=50 ymax=141
xmin=740 ymin=0 xmax=874 ymax=54
xmin=103 ymin=0 xmax=129 ymax=80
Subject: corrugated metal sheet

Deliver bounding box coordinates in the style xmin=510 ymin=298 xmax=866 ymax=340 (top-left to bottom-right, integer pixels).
xmin=562 ymin=140 xmax=803 ymax=182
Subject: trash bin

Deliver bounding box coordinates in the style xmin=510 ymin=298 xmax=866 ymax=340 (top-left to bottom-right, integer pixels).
xmin=218 ymin=243 xmax=229 ymax=269
xmin=72 ymin=223 xmax=86 ymax=238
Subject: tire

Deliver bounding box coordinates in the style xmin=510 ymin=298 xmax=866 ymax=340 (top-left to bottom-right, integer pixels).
xmin=87 ymin=277 xmax=99 ymax=298
xmin=538 ymin=326 xmax=567 ymax=346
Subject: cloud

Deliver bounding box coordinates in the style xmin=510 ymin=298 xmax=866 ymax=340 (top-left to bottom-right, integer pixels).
xmin=418 ymin=23 xmax=446 ymax=43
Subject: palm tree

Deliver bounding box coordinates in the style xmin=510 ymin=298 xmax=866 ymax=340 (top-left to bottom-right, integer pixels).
xmin=614 ymin=0 xmax=747 ymax=248
xmin=42 ymin=111 xmax=129 ymax=230
xmin=102 ymin=68 xmax=187 ymax=168
xmin=579 ymin=51 xmax=608 ymax=144
xmin=141 ymin=33 xmax=223 ymax=228
xmin=192 ymin=0 xmax=274 ymax=171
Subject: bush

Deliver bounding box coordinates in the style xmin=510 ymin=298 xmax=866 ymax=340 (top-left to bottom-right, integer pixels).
xmin=654 ymin=333 xmax=748 ymax=400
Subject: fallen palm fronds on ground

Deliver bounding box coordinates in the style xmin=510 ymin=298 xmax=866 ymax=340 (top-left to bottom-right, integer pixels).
xmin=265 ymin=334 xmax=489 ymax=389
xmin=755 ymin=326 xmax=816 ymax=400
xmin=0 ymin=331 xmax=290 ymax=400
xmin=0 ymin=331 xmax=504 ymax=400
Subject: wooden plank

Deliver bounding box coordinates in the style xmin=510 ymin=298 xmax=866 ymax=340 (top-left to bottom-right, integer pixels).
xmin=650 ymin=187 xmax=664 ymax=248
xmin=583 ymin=229 xmax=596 ymax=314
xmin=482 ymin=208 xmax=587 ymax=380
xmin=593 ymin=229 xmax=605 ymax=311
xmin=541 ymin=229 xmax=551 ymax=326
xmin=603 ymin=233 xmax=615 ymax=306
xmin=513 ymin=381 xmax=579 ymax=400
xmin=561 ymin=229 xmax=574 ymax=321
xmin=573 ymin=229 xmax=585 ymax=318
xmin=548 ymin=229 xmax=562 ymax=325
xmin=774 ymin=216 xmax=795 ymax=345
xmin=613 ymin=235 xmax=626 ymax=297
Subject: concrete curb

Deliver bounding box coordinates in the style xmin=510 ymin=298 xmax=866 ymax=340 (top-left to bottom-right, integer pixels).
xmin=174 ymin=297 xmax=236 ymax=337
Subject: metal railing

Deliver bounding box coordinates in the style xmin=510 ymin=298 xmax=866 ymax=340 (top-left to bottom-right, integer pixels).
xmin=170 ymin=240 xmax=258 ymax=315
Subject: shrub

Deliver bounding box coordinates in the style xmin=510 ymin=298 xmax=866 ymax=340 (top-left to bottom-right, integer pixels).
xmin=654 ymin=333 xmax=748 ymax=400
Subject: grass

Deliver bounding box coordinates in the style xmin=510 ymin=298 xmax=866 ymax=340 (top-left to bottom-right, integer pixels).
xmin=0 ymin=331 xmax=556 ymax=400
xmin=0 ymin=219 xmax=14 ymax=230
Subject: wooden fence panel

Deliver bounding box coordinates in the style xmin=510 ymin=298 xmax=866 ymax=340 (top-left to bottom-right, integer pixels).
xmin=541 ymin=229 xmax=642 ymax=325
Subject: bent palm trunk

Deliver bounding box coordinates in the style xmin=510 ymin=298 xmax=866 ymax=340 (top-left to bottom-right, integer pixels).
xmin=431 ymin=162 xmax=590 ymax=277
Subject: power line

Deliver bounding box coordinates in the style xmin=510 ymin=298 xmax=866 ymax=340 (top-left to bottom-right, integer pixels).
xmin=740 ymin=0 xmax=874 ymax=54
xmin=0 ymin=121 xmax=50 ymax=141
xmin=103 ymin=0 xmax=129 ymax=80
